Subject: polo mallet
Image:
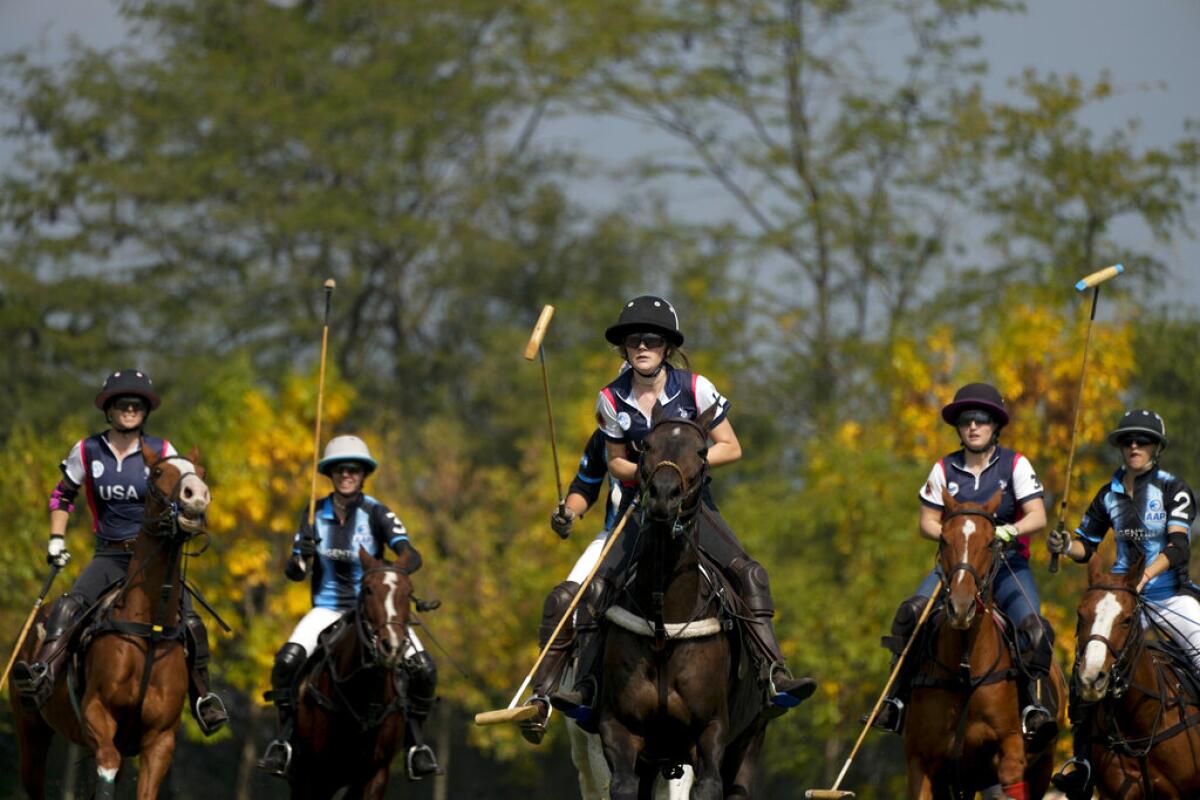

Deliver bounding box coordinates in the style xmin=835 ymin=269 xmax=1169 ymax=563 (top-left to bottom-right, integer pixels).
xmin=474 ymin=501 xmax=637 ymax=726
xmin=524 ymin=304 xmax=565 ymax=512
xmin=1049 ymin=263 xmax=1125 ymax=574
xmin=305 ymin=279 xmax=336 ymax=541
xmin=805 ymin=590 xmax=940 ymax=800
xmin=1 ymin=563 xmax=64 ymax=692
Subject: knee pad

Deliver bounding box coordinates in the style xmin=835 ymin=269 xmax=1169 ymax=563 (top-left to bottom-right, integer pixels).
xmin=184 ymin=613 xmax=210 ymax=667
xmin=272 ymin=642 xmax=308 ymax=689
xmin=45 ymin=593 xmax=86 ymax=639
xmin=730 ymin=558 xmax=774 ymax=616
xmin=539 ymin=581 xmax=580 ymax=648
xmin=406 ymin=650 xmax=438 ymax=706
xmin=1017 ymin=614 xmax=1054 ymax=672
xmin=579 ymin=575 xmax=612 ymax=628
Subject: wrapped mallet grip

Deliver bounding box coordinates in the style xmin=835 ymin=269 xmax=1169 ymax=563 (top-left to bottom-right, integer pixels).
xmin=523 ymin=305 xmax=555 ymax=360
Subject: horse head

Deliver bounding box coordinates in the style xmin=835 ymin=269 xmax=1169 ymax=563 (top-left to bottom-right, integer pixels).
xmin=938 ymin=488 xmax=1002 ymax=630
xmin=638 ymin=403 xmax=716 ymax=524
xmin=1074 ymin=552 xmax=1145 ymax=702
xmin=357 ymin=546 xmax=415 ymax=670
xmin=141 ymin=442 xmax=211 ymax=538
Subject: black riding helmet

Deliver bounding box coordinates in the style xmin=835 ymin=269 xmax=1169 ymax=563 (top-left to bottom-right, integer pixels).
xmin=604 ymin=296 xmax=684 ymax=348
xmin=95 ymin=369 xmax=161 ymax=411
xmin=1106 ymin=409 xmax=1169 ymax=450
xmin=940 ymin=382 xmax=1010 ymax=427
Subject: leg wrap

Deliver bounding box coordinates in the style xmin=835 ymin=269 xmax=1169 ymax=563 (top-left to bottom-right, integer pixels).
xmin=270 ymin=642 xmax=308 ymax=710
xmin=538 ymin=580 xmax=580 ymax=650
xmin=405 ymin=650 xmax=438 ymax=721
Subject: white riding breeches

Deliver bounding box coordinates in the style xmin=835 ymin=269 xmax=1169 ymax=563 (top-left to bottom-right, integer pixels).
xmin=566 ymin=529 xmax=611 ymax=585
xmin=1142 ymin=592 xmax=1200 ymax=673
xmin=287 ymin=606 xmax=426 ymax=659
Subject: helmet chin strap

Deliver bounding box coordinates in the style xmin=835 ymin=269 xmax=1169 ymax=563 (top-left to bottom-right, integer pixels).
xmin=107 ymin=411 xmax=148 ymax=434
xmin=632 ymin=362 xmax=665 ymax=378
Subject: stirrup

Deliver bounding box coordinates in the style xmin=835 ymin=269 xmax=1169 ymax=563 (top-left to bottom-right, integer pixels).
xmin=11 ymin=662 xmax=53 ymax=708
xmin=406 ymin=744 xmax=443 ymax=781
xmin=768 ymin=666 xmax=816 ymax=709
xmin=1020 ymin=703 xmax=1056 ymax=749
xmin=257 ymin=739 xmax=292 ymax=778
xmin=1050 ymin=757 xmax=1093 ymax=800
xmin=519 ymin=695 xmax=551 ymax=745
xmin=864 ymin=697 xmax=905 ymax=733
xmin=194 ymin=692 xmax=229 ymax=736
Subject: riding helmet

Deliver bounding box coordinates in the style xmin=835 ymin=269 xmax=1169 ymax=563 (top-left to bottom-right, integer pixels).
xmin=940 ymin=382 xmax=1009 ymax=427
xmin=1106 ymin=409 xmax=1169 ymax=449
xmin=94 ymin=369 xmax=162 ymax=411
xmin=604 ymin=296 xmax=684 ymax=348
xmin=318 ymin=435 xmax=378 ymax=475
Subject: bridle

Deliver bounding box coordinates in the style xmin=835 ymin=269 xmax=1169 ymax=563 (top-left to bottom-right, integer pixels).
xmin=144 ymin=455 xmax=207 ymax=542
xmin=1075 ymin=583 xmax=1144 ymax=700
xmin=639 ymin=416 xmax=709 ymax=532
xmin=938 ymin=507 xmax=1003 ymax=602
xmin=356 ymin=565 xmax=413 ymax=667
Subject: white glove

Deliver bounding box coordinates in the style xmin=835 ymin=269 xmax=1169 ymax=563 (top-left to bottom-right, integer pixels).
xmin=47 ymin=536 xmax=71 ymax=567
xmin=995 ymin=524 xmax=1020 ymax=543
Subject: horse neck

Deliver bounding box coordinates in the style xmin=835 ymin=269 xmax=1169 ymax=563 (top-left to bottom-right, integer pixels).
xmin=329 ymin=609 xmax=396 ymax=696
xmin=116 ymin=530 xmax=184 ymax=624
xmin=1105 ymin=641 xmax=1175 ymax=733
xmin=629 ymin=523 xmax=708 ymax=622
xmin=935 ymin=604 xmax=1006 ymax=675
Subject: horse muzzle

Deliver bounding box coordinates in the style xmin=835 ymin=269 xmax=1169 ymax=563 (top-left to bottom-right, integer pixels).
xmin=946 ymin=596 xmax=977 ymax=630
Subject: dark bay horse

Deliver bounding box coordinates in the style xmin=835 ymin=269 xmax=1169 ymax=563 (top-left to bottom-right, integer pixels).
xmin=597 ymin=404 xmax=764 ymax=800
xmin=1069 ymin=554 xmax=1200 ymax=798
xmin=905 ymin=490 xmax=1065 ymax=800
xmin=286 ymin=546 xmax=419 ymax=800
xmin=9 ymin=443 xmax=211 ymax=799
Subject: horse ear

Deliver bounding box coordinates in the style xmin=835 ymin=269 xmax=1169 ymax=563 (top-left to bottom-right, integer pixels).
xmin=187 ymin=446 xmax=206 ymax=479
xmin=358 ymin=545 xmax=378 ymax=567
xmin=1125 ymin=548 xmax=1147 ymax=590
xmin=941 ymin=487 xmax=959 ymax=512
xmin=697 ymin=403 xmax=717 ymax=432
xmin=984 ymin=489 xmax=1002 ymax=515
xmin=1086 ymin=552 xmax=1104 ymax=586
xmin=142 ymin=440 xmax=160 ymax=467
xmin=651 ymin=401 xmax=665 ymax=426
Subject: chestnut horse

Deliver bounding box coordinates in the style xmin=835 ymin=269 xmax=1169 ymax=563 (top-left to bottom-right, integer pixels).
xmin=8 ymin=443 xmax=211 ymax=800
xmin=1069 ymin=554 xmax=1200 ymax=798
xmin=905 ymin=490 xmax=1065 ymax=800
xmin=597 ymin=405 xmax=766 ymax=800
xmin=286 ymin=546 xmax=419 ymax=800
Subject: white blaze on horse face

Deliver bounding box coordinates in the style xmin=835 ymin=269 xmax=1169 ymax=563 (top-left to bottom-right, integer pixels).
xmin=955 ymin=519 xmax=976 ymax=588
xmin=382 ymin=571 xmax=402 ymax=652
xmin=1082 ymin=592 xmax=1123 ymax=683
xmin=97 ymin=766 xmax=118 ymax=783
xmin=172 ymin=459 xmax=211 ymax=513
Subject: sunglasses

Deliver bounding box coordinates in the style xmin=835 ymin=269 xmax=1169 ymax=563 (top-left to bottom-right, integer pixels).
xmin=111 ymin=398 xmax=147 ymax=413
xmin=332 ymin=463 xmax=365 ymax=475
xmin=1118 ymin=436 xmax=1156 ymax=449
xmin=623 ymin=333 xmax=666 ymax=350
xmin=955 ymin=410 xmax=994 ymax=427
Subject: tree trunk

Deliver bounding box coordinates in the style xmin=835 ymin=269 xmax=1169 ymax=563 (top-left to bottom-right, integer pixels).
xmin=432 ymin=699 xmax=452 ymax=800
xmin=236 ymin=702 xmax=266 ymax=800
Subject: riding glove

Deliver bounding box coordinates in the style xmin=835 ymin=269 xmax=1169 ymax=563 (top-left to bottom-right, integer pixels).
xmin=296 ymin=520 xmax=318 ymax=557
xmin=995 ymin=524 xmax=1019 ymax=543
xmin=47 ymin=536 xmax=71 ymax=567
xmin=285 ymin=554 xmax=308 ymax=581
xmin=1046 ymin=526 xmax=1072 ymax=555
xmin=550 ymin=506 xmax=575 ymax=539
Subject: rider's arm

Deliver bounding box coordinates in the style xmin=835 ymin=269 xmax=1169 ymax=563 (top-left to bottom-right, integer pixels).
xmin=919 ymin=504 xmax=943 ymax=542
xmin=1137 ymin=526 xmax=1189 ymax=592
xmin=917 ymin=461 xmax=946 ymax=541
xmin=1069 ymin=486 xmax=1113 ymax=563
xmin=1011 ymin=496 xmax=1047 ymax=537
xmin=565 ymin=431 xmax=609 ymax=516
xmin=607 ymin=440 xmax=637 ymax=482
xmin=706 ymin=418 xmax=741 ymax=468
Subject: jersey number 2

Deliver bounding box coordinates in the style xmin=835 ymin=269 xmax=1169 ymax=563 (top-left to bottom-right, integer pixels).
xmin=1172 ymin=491 xmax=1192 ymax=518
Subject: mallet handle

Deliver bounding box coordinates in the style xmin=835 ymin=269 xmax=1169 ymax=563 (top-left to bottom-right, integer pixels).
xmin=1075 ymin=263 xmax=1123 ymax=291
xmin=0 ymin=564 xmax=61 ymax=692
xmin=306 ymin=279 xmax=336 ymax=529
xmin=523 ymin=305 xmax=556 ymax=361
xmin=474 ymin=502 xmax=637 ymax=726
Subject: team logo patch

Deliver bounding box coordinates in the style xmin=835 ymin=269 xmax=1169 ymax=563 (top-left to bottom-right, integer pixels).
xmin=617 ymin=411 xmax=632 ymax=431
xmin=947 ymin=481 xmax=960 ymax=497
xmin=352 ymin=524 xmax=374 ymax=551
xmin=1030 ymin=474 xmax=1042 ymax=491
xmin=999 ymin=479 xmax=1008 ymax=492
xmin=92 ymin=460 xmax=105 ymax=479
xmin=1145 ymin=498 xmax=1166 ymax=525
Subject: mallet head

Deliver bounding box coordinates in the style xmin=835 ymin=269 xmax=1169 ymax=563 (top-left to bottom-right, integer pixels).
xmin=1075 ymin=263 xmax=1123 ymax=291
xmin=806 ymin=791 xmax=856 ymax=799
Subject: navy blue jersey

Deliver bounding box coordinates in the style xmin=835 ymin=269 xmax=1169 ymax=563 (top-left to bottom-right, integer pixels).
xmin=567 ymin=429 xmax=623 ymax=530
xmin=595 ymin=364 xmax=729 ymax=446
xmin=1076 ymin=467 xmax=1197 ymax=601
xmin=60 ymin=433 xmax=175 ymax=541
xmin=293 ymin=493 xmax=414 ymax=611
xmin=919 ymin=446 xmax=1045 ymax=559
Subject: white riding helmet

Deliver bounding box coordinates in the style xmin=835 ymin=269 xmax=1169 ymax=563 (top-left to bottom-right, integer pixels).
xmin=317 ymin=435 xmax=378 ymax=476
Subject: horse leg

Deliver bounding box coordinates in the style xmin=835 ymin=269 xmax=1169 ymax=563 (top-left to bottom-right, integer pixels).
xmin=349 ymin=762 xmax=391 ymax=800
xmin=134 ymin=728 xmax=177 ymax=800
xmin=906 ymin=764 xmax=934 ymax=800
xmin=600 ymin=717 xmax=644 ymax=800
xmin=83 ymin=699 xmax=121 ymax=800
xmin=995 ymin=730 xmax=1027 ymax=791
xmin=722 ymin=722 xmax=764 ymax=799
xmin=689 ymin=717 xmax=726 ymax=800
xmin=12 ymin=703 xmax=54 ymax=800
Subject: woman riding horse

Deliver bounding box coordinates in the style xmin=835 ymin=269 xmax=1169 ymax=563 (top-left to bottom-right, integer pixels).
xmin=258 ymin=435 xmax=442 ymax=781
xmin=1048 ymin=409 xmax=1198 ymax=800
xmin=11 ymin=368 xmax=228 ymax=735
xmin=551 ymin=295 xmax=815 ymax=725
xmin=872 ymin=382 xmax=1057 ymax=750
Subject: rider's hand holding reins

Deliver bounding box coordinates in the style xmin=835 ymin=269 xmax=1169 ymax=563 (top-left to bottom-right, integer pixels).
xmin=994 ymin=524 xmax=1019 ymax=543
xmin=46 ymin=535 xmax=70 ymax=568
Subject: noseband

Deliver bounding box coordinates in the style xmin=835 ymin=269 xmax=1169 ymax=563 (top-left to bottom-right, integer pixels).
xmin=144 ymin=455 xmax=206 ymax=541
xmin=641 ymin=417 xmax=710 ymax=530
xmin=938 ymin=507 xmax=1002 ymax=601
xmin=1075 ymin=583 xmax=1143 ymax=699
xmin=357 ymin=565 xmax=411 ymax=666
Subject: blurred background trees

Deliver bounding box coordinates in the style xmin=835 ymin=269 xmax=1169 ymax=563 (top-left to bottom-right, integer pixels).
xmin=1 ymin=0 xmax=1196 ymax=796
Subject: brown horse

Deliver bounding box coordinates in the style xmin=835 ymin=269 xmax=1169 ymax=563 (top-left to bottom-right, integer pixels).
xmin=8 ymin=443 xmax=211 ymax=800
xmin=286 ymin=546 xmax=419 ymax=800
xmin=597 ymin=404 xmax=766 ymax=800
xmin=905 ymin=490 xmax=1065 ymax=800
xmin=1068 ymin=554 xmax=1200 ymax=798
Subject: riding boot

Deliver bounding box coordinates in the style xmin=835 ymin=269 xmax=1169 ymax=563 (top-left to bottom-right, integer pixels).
xmin=404 ymin=651 xmax=444 ymax=780
xmin=11 ymin=593 xmax=85 ymax=710
xmin=1016 ymin=614 xmax=1057 ymax=752
xmin=729 ymin=558 xmax=817 ymax=711
xmin=184 ymin=613 xmax=228 ymax=736
xmin=550 ymin=575 xmax=610 ymax=734
xmin=1051 ymin=695 xmax=1096 ymax=800
xmin=867 ymin=594 xmax=928 ymax=733
xmin=521 ymin=580 xmax=579 ymax=745
xmin=257 ymin=642 xmax=308 ymax=778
